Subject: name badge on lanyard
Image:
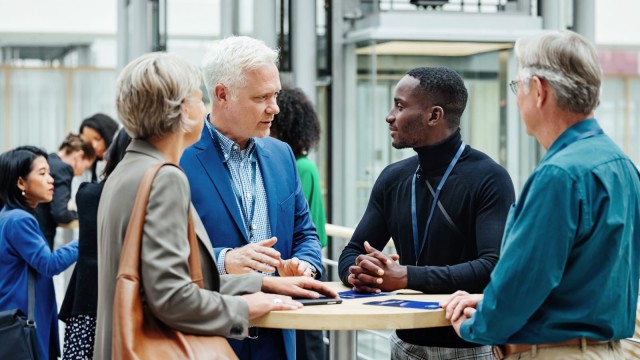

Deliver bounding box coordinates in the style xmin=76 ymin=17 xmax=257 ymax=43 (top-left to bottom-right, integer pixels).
xmin=411 ymin=142 xmax=465 ymax=264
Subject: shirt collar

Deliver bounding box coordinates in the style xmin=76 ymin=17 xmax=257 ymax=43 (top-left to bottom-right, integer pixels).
xmin=205 ymin=113 xmax=256 ymax=159
xmin=543 ymin=118 xmax=600 ymax=161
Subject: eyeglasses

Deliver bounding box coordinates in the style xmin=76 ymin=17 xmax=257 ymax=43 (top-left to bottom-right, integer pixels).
xmin=509 ymin=80 xmax=521 ymax=95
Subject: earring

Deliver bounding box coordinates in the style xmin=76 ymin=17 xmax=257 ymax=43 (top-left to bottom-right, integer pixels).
xmin=21 ymin=191 xmax=25 ymax=196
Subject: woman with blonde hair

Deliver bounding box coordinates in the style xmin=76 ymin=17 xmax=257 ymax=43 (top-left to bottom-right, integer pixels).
xmin=94 ymin=52 xmax=336 ymax=359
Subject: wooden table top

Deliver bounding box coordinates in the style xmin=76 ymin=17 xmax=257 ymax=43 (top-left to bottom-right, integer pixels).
xmin=250 ymin=282 xmax=451 ymax=330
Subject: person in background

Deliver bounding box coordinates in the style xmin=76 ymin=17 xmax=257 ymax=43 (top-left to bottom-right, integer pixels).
xmin=338 ymin=66 xmax=515 ymax=360
xmin=0 ymin=146 xmax=79 ymax=360
xmin=271 ymin=86 xmax=327 ymax=249
xmin=59 ymin=129 xmax=131 ymax=359
xmin=95 ymin=52 xmax=337 ymax=360
xmin=181 ymin=36 xmax=324 ymax=360
xmin=35 ymin=133 xmax=95 ymax=249
xmin=443 ymin=30 xmax=640 ymax=360
xmin=271 ymin=86 xmax=328 ymax=360
xmin=79 ymin=113 xmax=119 ymax=182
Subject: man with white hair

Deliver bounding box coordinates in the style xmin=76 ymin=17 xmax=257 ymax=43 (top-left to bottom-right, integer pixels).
xmin=181 ymin=36 xmax=323 ymax=360
xmin=443 ymin=30 xmax=640 ymax=360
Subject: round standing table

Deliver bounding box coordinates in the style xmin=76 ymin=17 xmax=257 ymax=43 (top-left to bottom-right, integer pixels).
xmin=251 ymin=282 xmax=451 ymax=359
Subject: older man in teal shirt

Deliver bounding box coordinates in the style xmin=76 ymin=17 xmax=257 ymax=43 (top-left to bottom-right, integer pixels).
xmin=444 ymin=30 xmax=640 ymax=359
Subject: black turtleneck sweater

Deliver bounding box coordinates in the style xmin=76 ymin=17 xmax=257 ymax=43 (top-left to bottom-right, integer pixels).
xmin=338 ymin=130 xmax=515 ymax=348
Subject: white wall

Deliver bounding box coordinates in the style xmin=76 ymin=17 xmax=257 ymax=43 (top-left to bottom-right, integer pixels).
xmin=166 ymin=0 xmax=220 ymax=38
xmin=0 ymin=0 xmax=115 ymax=36
xmin=0 ymin=0 xmax=220 ymax=44
xmin=595 ymin=0 xmax=640 ymax=47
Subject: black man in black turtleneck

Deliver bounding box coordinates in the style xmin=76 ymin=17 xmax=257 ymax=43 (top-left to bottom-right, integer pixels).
xmin=338 ymin=67 xmax=515 ymax=359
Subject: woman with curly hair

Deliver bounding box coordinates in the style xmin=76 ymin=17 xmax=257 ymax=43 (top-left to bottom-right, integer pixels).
xmin=271 ymin=86 xmax=327 ymax=248
xmin=271 ymin=86 xmax=328 ymax=360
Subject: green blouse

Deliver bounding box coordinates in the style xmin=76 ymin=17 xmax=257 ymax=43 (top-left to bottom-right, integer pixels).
xmin=296 ymin=156 xmax=327 ymax=247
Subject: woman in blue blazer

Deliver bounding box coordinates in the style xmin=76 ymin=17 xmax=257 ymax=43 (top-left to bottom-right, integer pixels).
xmin=0 ymin=146 xmax=79 ymax=359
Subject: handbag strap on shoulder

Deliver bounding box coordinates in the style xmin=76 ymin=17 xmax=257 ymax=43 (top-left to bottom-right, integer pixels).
xmin=27 ymin=267 xmax=35 ymax=323
xmin=187 ymin=197 xmax=204 ymax=288
xmin=116 ymin=162 xmax=205 ymax=288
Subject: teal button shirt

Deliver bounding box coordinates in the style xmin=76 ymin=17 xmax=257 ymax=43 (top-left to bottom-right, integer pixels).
xmin=461 ymin=119 xmax=640 ymax=344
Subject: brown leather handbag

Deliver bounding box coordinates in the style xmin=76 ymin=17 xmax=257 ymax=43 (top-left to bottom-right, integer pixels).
xmin=112 ymin=163 xmax=238 ymax=360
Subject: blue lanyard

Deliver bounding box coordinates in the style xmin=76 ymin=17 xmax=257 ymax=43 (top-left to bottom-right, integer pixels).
xmin=544 ymin=127 xmax=604 ymax=160
xmin=206 ymin=122 xmax=258 ymax=241
xmin=411 ymin=142 xmax=465 ymax=264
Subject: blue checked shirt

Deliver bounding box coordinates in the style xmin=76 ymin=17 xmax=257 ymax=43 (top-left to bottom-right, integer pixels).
xmin=205 ymin=120 xmax=272 ymax=275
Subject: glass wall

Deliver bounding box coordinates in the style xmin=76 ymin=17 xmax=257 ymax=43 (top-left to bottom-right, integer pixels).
xmin=599 ymin=78 xmax=626 ymax=151
xmin=463 ymin=79 xmax=501 ymax=161
xmin=0 ymin=67 xmax=117 ymax=153
xmin=599 ymin=76 xmax=640 ymax=167
xmin=9 ymin=69 xmax=68 ymax=152
xmin=355 ymin=77 xmax=414 ymax=224
xmin=72 ymin=69 xmax=117 ymax=130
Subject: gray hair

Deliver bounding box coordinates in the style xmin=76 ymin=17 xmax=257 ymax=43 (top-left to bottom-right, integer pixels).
xmin=515 ymin=30 xmax=601 ymax=115
xmin=115 ymin=52 xmax=202 ymax=139
xmin=201 ymin=36 xmax=279 ymax=100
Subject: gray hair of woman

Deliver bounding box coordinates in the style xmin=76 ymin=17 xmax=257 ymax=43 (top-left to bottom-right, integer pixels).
xmin=201 ymin=36 xmax=279 ymax=100
xmin=515 ymin=30 xmax=601 ymax=115
xmin=115 ymin=52 xmax=202 ymax=139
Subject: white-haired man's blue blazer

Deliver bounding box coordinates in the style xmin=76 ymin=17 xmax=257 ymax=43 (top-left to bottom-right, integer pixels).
xmin=180 ymin=123 xmax=323 ymax=360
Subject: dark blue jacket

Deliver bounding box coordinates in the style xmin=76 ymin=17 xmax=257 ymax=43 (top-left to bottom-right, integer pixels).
xmin=181 ymin=125 xmax=322 ymax=360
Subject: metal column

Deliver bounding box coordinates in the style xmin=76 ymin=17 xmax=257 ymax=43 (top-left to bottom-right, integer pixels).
xmin=253 ymin=0 xmax=277 ymax=49
xmin=541 ymin=0 xmax=568 ymax=30
xmin=330 ymin=330 xmax=357 ymax=360
xmin=220 ymin=0 xmax=239 ymax=37
xmin=573 ymin=0 xmax=595 ymax=43
xmin=129 ymin=0 xmax=151 ymax=61
xmin=117 ymin=0 xmax=155 ymax=69
xmin=116 ymin=0 xmax=129 ymax=70
xmin=290 ymin=0 xmax=317 ymax=104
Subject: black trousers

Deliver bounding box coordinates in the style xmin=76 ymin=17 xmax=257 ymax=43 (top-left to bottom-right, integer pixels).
xmin=296 ymin=329 xmax=325 ymax=360
xmin=296 ymin=266 xmax=329 ymax=360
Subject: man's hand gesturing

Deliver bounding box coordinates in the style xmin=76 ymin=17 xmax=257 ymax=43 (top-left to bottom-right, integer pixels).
xmin=224 ymin=237 xmax=282 ymax=274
